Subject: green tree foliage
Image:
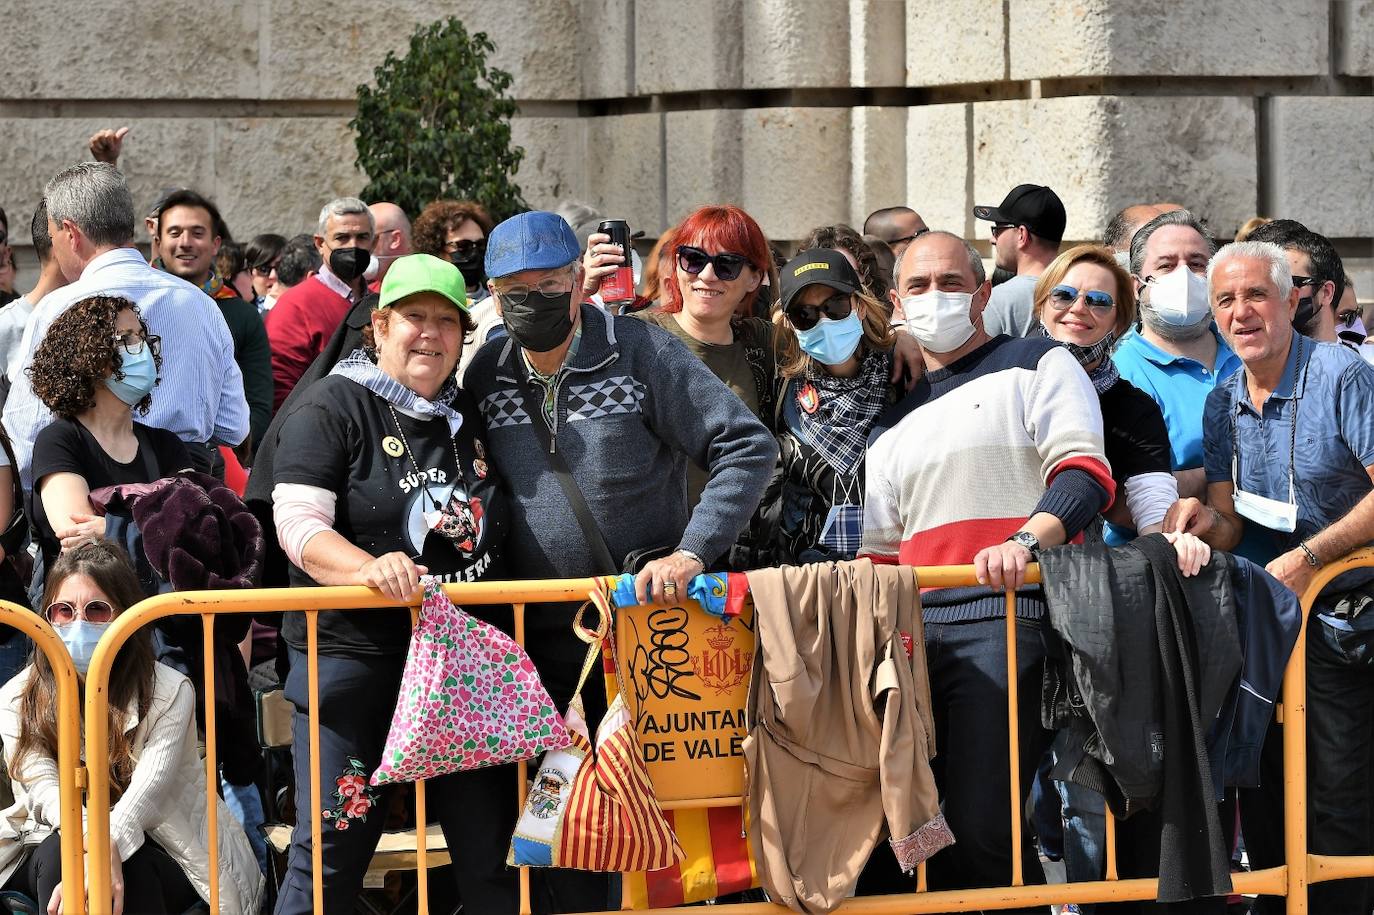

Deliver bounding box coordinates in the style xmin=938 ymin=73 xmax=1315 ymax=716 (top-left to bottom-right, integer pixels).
xmin=352 ymin=18 xmax=527 ymax=221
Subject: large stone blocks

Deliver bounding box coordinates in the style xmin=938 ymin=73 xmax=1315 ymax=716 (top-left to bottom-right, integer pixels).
xmin=584 ymin=113 xmax=666 ymax=235
xmin=972 ymin=96 xmax=1257 ymax=241
xmin=635 ymin=0 xmax=744 ymax=95
xmin=0 ymin=2 xmax=260 ymax=99
xmin=906 ymin=0 xmax=1005 ymax=87
xmin=906 ymin=103 xmax=971 ymax=236
xmin=743 ymin=0 xmax=851 ymax=88
xmin=1009 ymin=0 xmax=1328 ymax=79
xmin=850 ymin=107 xmax=907 ymax=230
xmin=665 ymin=109 xmax=744 ymax=224
xmin=740 ymin=107 xmax=850 ymax=241
xmin=850 ymin=0 xmax=907 ymax=87
xmin=1337 ymin=0 xmax=1374 ymax=76
xmin=0 ymin=119 xmax=217 ymax=246
xmin=509 ymin=117 xmax=584 ymax=213
xmin=579 ymin=0 xmax=635 ymax=98
xmin=1268 ymin=97 xmax=1374 ymax=238
xmin=213 ymin=118 xmax=366 ymax=239
xmin=259 ymin=0 xmax=582 ymax=101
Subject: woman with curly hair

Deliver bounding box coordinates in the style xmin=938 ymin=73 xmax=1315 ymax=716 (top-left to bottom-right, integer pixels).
xmin=28 ymin=294 xmax=190 ymax=572
xmin=412 ymin=199 xmax=494 ymax=299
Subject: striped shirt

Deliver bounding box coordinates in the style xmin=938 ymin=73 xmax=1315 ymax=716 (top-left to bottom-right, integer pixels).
xmin=4 ymin=247 xmax=249 ymax=487
xmin=861 ymin=335 xmax=1114 ymax=621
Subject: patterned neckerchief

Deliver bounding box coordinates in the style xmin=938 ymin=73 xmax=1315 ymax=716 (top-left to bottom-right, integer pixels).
xmin=795 ymin=349 xmax=891 ymax=477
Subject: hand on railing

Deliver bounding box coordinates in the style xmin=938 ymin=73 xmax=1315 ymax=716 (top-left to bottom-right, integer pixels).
xmin=357 ymin=551 xmax=428 ymax=601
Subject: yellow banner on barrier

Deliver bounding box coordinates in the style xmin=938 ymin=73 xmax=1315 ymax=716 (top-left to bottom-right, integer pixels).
xmin=613 ymin=594 xmax=755 ymax=802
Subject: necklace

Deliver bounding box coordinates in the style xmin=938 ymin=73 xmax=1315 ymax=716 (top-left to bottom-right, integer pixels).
xmin=388 ymin=405 xmax=483 ymax=552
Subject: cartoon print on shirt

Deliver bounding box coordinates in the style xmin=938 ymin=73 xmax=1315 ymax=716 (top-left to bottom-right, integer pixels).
xmin=404 ymin=478 xmax=487 ymax=556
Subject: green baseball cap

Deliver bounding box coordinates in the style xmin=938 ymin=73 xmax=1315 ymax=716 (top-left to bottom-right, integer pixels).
xmin=377 ymin=253 xmax=469 ymax=312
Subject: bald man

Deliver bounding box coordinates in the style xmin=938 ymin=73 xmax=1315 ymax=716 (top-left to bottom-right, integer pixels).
xmin=1103 ymin=202 xmax=1183 ymax=255
xmin=368 ymin=201 xmax=412 ymax=285
xmin=863 ymin=206 xmax=929 ymax=260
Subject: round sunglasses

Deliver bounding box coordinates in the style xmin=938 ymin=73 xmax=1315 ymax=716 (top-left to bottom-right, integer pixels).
xmin=45 ymin=599 xmax=117 ymax=626
xmin=1048 ymin=284 xmax=1116 ymax=315
xmin=676 ymin=245 xmax=752 ymax=282
xmin=787 ymin=292 xmax=854 ymax=331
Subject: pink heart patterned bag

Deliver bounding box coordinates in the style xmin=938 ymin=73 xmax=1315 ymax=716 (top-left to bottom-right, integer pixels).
xmin=370 ymin=577 xmax=570 ymax=785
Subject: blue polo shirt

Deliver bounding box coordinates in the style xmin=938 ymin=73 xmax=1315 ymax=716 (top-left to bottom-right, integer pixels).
xmin=1202 ymin=331 xmax=1374 ymax=596
xmin=1104 ymin=327 xmax=1241 ymax=545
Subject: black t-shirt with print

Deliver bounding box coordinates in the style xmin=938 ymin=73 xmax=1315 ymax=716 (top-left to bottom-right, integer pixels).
xmin=273 ymin=375 xmax=509 ymax=657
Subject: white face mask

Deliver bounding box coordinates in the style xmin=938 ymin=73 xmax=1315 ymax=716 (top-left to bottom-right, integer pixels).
xmin=1146 ymin=264 xmax=1211 ymax=327
xmin=1232 ymin=489 xmax=1298 ymax=533
xmin=901 ymin=290 xmax=978 ymax=353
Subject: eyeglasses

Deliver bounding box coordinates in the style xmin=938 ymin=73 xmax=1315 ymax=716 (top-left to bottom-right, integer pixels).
xmin=494 ymin=273 xmax=573 ymax=305
xmin=1292 ymin=275 xmax=1318 ymax=290
xmin=787 ymin=292 xmax=854 ymax=331
xmin=676 ymin=246 xmax=752 ymax=282
xmin=445 ymin=238 xmax=486 ymax=259
xmin=991 ymin=224 xmax=1019 ymax=239
xmin=889 ymin=228 xmax=930 ymax=246
xmin=1339 ymin=310 xmax=1362 ymax=328
xmin=1048 ymin=284 xmax=1116 ymax=315
xmin=113 ymin=330 xmax=162 ymax=357
xmin=46 ymin=599 xmax=116 ymax=626
xmin=251 ymin=260 xmax=279 ymax=277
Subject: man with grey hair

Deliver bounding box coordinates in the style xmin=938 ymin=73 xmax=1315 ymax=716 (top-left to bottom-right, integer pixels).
xmin=264 ymin=196 xmax=375 ymax=410
xmin=861 ymin=230 xmax=1111 ymax=900
xmin=1106 ymin=208 xmax=1242 ymax=545
xmin=1102 ymin=202 xmax=1182 ymax=259
xmin=3 ymin=162 xmax=248 ymax=484
xmin=1167 ymin=239 xmax=1374 ymax=915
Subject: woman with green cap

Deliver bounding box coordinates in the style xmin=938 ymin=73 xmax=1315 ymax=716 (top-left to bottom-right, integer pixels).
xmin=270 ymin=253 xmax=516 ymax=912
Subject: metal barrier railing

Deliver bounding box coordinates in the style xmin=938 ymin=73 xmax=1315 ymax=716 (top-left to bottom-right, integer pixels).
xmin=0 ymin=601 xmax=87 ymax=915
xmin=74 ymin=550 xmax=1374 ymax=914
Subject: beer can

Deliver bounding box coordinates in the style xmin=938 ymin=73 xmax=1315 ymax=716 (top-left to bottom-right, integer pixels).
xmin=597 ymin=219 xmax=636 ymax=306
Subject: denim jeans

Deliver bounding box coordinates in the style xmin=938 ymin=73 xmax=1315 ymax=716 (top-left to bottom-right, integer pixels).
xmin=1057 ymin=776 xmax=1106 ymax=898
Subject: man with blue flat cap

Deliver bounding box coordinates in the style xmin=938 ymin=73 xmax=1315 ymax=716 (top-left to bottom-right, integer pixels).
xmin=466 ymin=212 xmax=775 ymax=907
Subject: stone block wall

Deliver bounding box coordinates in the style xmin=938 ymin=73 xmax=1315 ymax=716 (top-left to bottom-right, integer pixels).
xmin=2 ymin=0 xmax=1370 ymax=291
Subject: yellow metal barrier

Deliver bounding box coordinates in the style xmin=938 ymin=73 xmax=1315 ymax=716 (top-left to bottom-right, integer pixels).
xmin=76 ymin=551 xmax=1374 ymax=914
xmin=0 ymin=601 xmax=87 ymax=915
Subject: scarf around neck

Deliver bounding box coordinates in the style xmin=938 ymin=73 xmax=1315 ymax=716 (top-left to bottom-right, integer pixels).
xmin=330 ymin=349 xmax=464 ymax=436
xmin=796 ymin=349 xmax=891 ymax=477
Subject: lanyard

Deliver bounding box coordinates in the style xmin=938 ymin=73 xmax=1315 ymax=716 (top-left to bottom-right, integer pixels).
xmin=1230 ymin=335 xmax=1302 ymax=506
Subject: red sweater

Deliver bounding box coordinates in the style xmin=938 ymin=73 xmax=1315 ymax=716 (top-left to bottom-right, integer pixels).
xmin=265 ymin=275 xmax=352 ymax=412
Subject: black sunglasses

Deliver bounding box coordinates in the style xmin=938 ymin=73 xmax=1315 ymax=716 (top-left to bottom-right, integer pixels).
xmin=1292 ymin=274 xmax=1318 ymax=290
xmin=787 ymin=292 xmax=854 ymax=331
xmin=251 ymin=260 xmax=279 ymax=276
xmin=676 ymin=245 xmax=751 ymax=282
xmin=890 ymin=228 xmax=930 ymax=246
xmin=447 ymin=238 xmax=487 ymax=259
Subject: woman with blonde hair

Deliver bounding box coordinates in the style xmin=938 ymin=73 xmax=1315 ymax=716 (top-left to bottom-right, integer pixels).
xmin=765 ymin=248 xmax=898 ymax=563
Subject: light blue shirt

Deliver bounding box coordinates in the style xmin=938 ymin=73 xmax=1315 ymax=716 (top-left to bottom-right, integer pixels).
xmin=980 ymin=274 xmax=1039 ymax=338
xmin=1105 ymin=325 xmax=1241 ymax=546
xmin=3 ymin=248 xmax=250 ymax=487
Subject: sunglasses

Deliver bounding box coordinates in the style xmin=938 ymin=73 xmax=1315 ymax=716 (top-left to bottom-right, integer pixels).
xmin=890 ymin=228 xmax=931 ymax=246
xmin=787 ymin=292 xmax=854 ymax=331
xmin=991 ymin=223 xmax=1019 ymax=239
xmin=446 ymin=238 xmax=486 ymax=259
xmin=1339 ymin=310 xmax=1361 ymax=328
xmin=1292 ymin=274 xmax=1318 ymax=290
xmin=46 ymin=599 xmax=116 ymax=626
xmin=251 ymin=261 xmax=279 ymax=277
xmin=1049 ymin=284 xmax=1116 ymax=314
xmin=676 ymin=245 xmax=752 ymax=282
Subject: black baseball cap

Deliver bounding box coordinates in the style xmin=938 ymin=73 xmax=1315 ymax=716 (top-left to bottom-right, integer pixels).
xmin=779 ymin=248 xmax=860 ymax=312
xmin=974 ymin=184 xmax=1067 ymax=244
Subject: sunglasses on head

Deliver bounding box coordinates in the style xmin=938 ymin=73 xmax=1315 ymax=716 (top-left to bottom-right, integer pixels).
xmin=1049 ymin=284 xmax=1116 ymax=314
xmin=787 ymin=292 xmax=854 ymax=331
xmin=676 ymin=245 xmax=751 ymax=282
xmin=45 ymin=599 xmax=116 ymax=626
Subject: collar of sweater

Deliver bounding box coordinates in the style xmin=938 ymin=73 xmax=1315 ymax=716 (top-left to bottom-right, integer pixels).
xmin=496 ymin=303 xmax=619 ymax=381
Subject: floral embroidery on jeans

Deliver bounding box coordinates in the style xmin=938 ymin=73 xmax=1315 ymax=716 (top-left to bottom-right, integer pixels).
xmin=322 ymin=756 xmax=375 ymax=831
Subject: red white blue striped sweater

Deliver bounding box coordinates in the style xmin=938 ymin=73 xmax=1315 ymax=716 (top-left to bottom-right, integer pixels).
xmin=861 ymin=335 xmax=1115 ymax=621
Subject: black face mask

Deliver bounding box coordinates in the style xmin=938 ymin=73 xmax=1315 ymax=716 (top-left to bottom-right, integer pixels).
xmin=502 ymin=291 xmax=574 ymax=353
xmin=329 ymin=246 xmax=371 ymax=283
xmin=450 ymin=252 xmax=485 ymax=288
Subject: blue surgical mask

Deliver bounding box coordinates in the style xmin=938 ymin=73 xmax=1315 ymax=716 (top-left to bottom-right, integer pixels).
xmin=104 ymin=342 xmax=158 ymax=406
xmin=58 ymin=620 xmax=110 ymax=674
xmin=795 ymin=311 xmax=864 ymax=366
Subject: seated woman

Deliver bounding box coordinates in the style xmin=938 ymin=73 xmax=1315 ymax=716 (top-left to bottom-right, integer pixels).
xmin=270 ymin=254 xmax=514 ymax=913
xmin=28 ymin=294 xmax=190 ymax=576
xmin=767 ymin=249 xmax=898 ymax=564
xmin=0 ymin=539 xmax=263 ymax=913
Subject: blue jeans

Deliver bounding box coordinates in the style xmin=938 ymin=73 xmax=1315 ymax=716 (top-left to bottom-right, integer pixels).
xmin=1057 ymin=777 xmax=1106 ymax=911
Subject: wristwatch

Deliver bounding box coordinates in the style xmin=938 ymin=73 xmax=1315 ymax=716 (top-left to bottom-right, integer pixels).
xmin=1006 ymin=531 xmax=1041 ymax=556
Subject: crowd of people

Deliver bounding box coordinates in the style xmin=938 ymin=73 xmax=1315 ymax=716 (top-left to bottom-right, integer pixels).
xmin=0 ymin=120 xmax=1368 ymax=915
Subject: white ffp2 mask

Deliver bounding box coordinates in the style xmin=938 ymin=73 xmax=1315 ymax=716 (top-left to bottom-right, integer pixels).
xmin=1147 ymin=264 xmax=1211 ymax=326
xmin=901 ymin=290 xmax=978 ymax=353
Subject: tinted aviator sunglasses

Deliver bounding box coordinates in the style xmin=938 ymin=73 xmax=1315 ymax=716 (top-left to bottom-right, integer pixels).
xmin=1049 ymin=284 xmax=1116 ymax=315
xmin=676 ymin=245 xmax=751 ymax=282
xmin=787 ymin=292 xmax=854 ymax=331
xmin=46 ymin=599 xmax=116 ymax=626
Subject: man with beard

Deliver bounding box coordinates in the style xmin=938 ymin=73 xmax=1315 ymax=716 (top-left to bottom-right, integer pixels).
xmin=1107 ymin=209 xmax=1242 ymax=544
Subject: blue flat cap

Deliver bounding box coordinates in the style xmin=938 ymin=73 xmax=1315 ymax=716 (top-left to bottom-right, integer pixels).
xmin=485 ymin=211 xmax=581 ymax=279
